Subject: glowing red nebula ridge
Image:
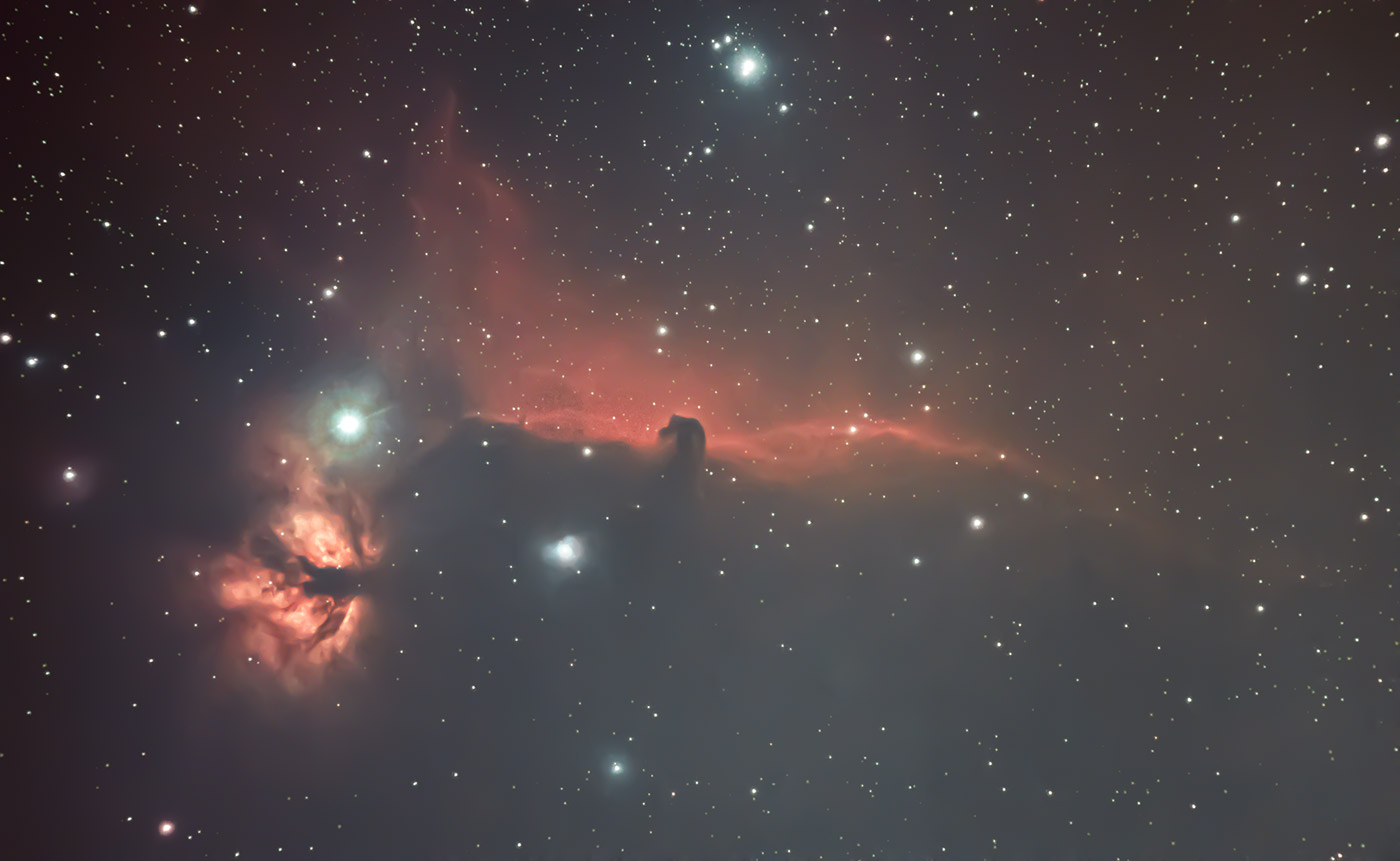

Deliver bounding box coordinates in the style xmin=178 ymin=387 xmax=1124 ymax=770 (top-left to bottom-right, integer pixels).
xmin=398 ymin=99 xmax=1019 ymax=481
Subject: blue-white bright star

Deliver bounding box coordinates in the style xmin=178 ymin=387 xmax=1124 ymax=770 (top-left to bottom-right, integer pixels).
xmin=548 ymin=536 xmax=583 ymax=567
xmin=731 ymin=52 xmax=766 ymax=84
xmin=333 ymin=409 xmax=366 ymax=441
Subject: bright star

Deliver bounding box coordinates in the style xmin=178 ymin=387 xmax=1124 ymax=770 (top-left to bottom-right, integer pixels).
xmin=1230 ymin=213 xmax=1240 ymax=223
xmin=611 ymin=761 xmax=623 ymax=774
xmin=549 ymin=536 xmax=583 ymax=567
xmin=970 ymin=516 xmax=985 ymax=531
xmin=25 ymin=356 xmax=39 ymax=368
xmin=732 ymin=53 xmax=765 ymax=84
xmin=62 ymin=467 xmax=77 ymax=483
xmin=333 ymin=410 xmax=365 ymax=440
xmin=1377 ymin=133 xmax=1391 ymax=150
xmin=158 ymin=821 xmax=175 ymax=837
xmin=910 ymin=349 xmax=926 ymax=365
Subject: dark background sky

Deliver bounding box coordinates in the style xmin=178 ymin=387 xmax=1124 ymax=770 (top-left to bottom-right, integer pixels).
xmin=2 ymin=1 xmax=1397 ymax=858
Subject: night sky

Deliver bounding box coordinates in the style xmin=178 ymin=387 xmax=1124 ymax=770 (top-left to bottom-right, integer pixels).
xmin=3 ymin=1 xmax=1399 ymax=858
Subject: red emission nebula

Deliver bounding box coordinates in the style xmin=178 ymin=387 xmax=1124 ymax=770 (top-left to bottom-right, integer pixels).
xmin=394 ymin=103 xmax=1018 ymax=479
xmin=217 ymin=102 xmax=1027 ymax=686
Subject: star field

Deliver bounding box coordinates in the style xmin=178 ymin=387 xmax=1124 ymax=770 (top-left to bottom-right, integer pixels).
xmin=2 ymin=1 xmax=1398 ymax=858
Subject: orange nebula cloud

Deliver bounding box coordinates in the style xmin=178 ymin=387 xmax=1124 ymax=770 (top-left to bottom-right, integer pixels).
xmin=215 ymin=439 xmax=380 ymax=689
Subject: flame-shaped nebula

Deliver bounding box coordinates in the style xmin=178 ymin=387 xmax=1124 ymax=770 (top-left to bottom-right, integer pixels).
xmin=215 ymin=446 xmax=380 ymax=689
